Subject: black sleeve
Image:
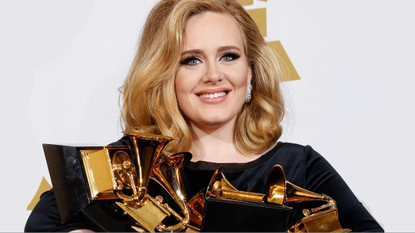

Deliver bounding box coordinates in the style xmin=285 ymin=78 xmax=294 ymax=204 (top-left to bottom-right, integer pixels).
xmin=303 ymin=145 xmax=383 ymax=232
xmin=24 ymin=189 xmax=90 ymax=232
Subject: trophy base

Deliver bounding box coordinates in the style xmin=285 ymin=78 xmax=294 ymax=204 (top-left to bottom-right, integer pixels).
xmin=81 ymin=201 xmax=138 ymax=232
xmin=201 ymin=197 xmax=292 ymax=232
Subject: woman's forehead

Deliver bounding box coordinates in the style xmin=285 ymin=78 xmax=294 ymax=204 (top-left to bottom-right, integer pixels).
xmin=182 ymin=11 xmax=245 ymax=52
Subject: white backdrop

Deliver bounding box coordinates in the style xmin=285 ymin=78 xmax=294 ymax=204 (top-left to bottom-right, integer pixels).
xmin=1 ymin=0 xmax=414 ymax=231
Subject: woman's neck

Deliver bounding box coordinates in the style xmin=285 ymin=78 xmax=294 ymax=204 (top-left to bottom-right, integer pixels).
xmin=189 ymin=120 xmax=260 ymax=163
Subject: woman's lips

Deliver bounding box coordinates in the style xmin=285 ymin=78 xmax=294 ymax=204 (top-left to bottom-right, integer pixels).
xmin=195 ymin=89 xmax=230 ymax=103
xmin=198 ymin=91 xmax=227 ymax=99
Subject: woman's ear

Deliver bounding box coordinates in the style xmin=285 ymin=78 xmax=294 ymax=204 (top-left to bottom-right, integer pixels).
xmin=247 ymin=62 xmax=253 ymax=84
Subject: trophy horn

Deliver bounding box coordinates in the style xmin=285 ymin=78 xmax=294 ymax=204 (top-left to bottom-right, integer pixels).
xmin=206 ymin=166 xmax=265 ymax=202
xmin=264 ymin=164 xmax=329 ymax=205
xmin=187 ymin=189 xmax=206 ymax=228
xmin=152 ymin=152 xmax=192 ymax=232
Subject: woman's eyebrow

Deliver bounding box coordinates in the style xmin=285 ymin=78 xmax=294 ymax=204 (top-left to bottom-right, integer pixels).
xmin=218 ymin=46 xmax=241 ymax=52
xmin=181 ymin=46 xmax=241 ymax=57
xmin=181 ymin=49 xmax=203 ymax=56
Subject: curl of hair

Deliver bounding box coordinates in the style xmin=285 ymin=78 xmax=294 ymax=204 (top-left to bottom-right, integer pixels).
xmin=120 ymin=0 xmax=284 ymax=156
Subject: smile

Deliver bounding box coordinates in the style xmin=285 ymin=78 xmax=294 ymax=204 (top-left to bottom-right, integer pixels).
xmin=198 ymin=92 xmax=227 ymax=99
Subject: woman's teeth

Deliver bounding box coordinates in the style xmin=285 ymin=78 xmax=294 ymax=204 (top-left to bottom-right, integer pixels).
xmin=199 ymin=92 xmax=227 ymax=99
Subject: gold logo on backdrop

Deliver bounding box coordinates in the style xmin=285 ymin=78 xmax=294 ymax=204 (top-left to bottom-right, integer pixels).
xmin=27 ymin=177 xmax=52 ymax=210
xmin=238 ymin=0 xmax=300 ymax=81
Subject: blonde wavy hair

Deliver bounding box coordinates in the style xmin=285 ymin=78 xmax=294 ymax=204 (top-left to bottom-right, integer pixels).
xmin=120 ymin=0 xmax=284 ymax=156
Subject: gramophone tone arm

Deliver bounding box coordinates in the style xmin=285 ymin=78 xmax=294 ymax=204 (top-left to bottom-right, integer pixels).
xmin=113 ymin=161 xmax=146 ymax=206
xmin=156 ymin=208 xmax=190 ymax=232
xmin=308 ymin=194 xmax=337 ymax=214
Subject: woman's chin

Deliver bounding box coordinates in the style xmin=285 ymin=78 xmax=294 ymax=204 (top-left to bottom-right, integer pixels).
xmin=190 ymin=116 xmax=237 ymax=131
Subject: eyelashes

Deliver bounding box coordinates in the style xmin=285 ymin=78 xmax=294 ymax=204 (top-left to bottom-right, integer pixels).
xmin=179 ymin=52 xmax=241 ymax=66
xmin=180 ymin=56 xmax=201 ymax=65
xmin=221 ymin=52 xmax=240 ymax=61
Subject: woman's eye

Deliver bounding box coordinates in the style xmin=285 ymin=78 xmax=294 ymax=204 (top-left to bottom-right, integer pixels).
xmin=221 ymin=53 xmax=241 ymax=62
xmin=180 ymin=56 xmax=201 ymax=66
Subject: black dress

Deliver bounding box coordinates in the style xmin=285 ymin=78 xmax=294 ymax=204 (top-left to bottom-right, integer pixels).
xmin=25 ymin=136 xmax=383 ymax=232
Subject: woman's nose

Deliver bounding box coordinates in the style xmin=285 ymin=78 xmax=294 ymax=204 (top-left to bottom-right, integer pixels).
xmin=202 ymin=61 xmax=223 ymax=84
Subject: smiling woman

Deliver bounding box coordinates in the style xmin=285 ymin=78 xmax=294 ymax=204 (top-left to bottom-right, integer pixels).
xmin=120 ymin=0 xmax=285 ymax=160
xmin=25 ymin=0 xmax=383 ymax=232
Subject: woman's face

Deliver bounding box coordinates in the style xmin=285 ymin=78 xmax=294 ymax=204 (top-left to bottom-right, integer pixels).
xmin=175 ymin=11 xmax=252 ymax=130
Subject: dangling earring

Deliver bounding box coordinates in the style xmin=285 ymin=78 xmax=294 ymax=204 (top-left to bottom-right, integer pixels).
xmin=245 ymin=84 xmax=252 ymax=103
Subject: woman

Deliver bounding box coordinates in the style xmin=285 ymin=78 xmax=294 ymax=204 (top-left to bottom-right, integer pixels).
xmin=25 ymin=0 xmax=383 ymax=231
xmin=121 ymin=0 xmax=283 ymax=161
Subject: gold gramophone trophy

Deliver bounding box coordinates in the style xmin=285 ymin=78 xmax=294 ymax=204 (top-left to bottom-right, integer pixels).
xmin=186 ymin=165 xmax=351 ymax=232
xmin=45 ymin=132 xmax=350 ymax=232
xmin=265 ymin=165 xmax=350 ymax=232
xmin=44 ymin=132 xmax=196 ymax=232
